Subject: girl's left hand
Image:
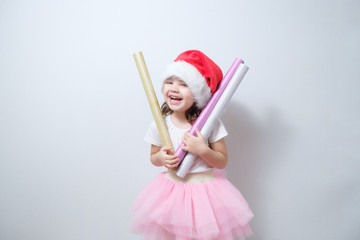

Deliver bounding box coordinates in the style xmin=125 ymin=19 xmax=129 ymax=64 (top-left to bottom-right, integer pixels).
xmin=181 ymin=128 xmax=208 ymax=155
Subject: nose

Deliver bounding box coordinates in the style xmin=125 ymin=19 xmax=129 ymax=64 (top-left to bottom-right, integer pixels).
xmin=170 ymin=84 xmax=179 ymax=92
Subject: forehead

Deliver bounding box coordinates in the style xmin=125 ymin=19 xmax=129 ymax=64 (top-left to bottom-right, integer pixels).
xmin=166 ymin=76 xmax=186 ymax=84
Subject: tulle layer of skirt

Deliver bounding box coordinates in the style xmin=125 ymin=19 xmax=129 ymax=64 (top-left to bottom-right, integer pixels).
xmin=130 ymin=171 xmax=253 ymax=240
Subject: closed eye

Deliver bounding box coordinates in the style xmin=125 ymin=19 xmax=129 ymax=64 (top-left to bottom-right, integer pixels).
xmin=179 ymin=80 xmax=187 ymax=87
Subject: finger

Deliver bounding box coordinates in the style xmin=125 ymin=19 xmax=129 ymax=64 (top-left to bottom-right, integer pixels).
xmin=166 ymin=158 xmax=179 ymax=165
xmin=168 ymin=164 xmax=178 ymax=169
xmin=162 ymin=146 xmax=173 ymax=152
xmin=166 ymin=165 xmax=176 ymax=169
xmin=166 ymin=154 xmax=178 ymax=160
xmin=169 ymin=159 xmax=180 ymax=167
xmin=181 ymin=144 xmax=189 ymax=151
xmin=195 ymin=128 xmax=202 ymax=137
xmin=165 ymin=161 xmax=178 ymax=169
xmin=186 ymin=133 xmax=195 ymax=140
xmin=184 ymin=131 xmax=192 ymax=139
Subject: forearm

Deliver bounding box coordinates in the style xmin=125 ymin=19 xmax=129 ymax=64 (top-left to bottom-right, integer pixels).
xmin=150 ymin=151 xmax=164 ymax=167
xmin=198 ymin=145 xmax=228 ymax=169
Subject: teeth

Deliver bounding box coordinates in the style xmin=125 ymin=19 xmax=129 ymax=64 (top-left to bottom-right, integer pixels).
xmin=170 ymin=96 xmax=181 ymax=100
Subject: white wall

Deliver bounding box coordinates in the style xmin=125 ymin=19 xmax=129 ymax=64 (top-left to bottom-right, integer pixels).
xmin=1 ymin=0 xmax=359 ymax=239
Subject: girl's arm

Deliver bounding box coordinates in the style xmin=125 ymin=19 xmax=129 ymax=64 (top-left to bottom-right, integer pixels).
xmin=150 ymin=144 xmax=179 ymax=169
xmin=181 ymin=129 xmax=228 ymax=169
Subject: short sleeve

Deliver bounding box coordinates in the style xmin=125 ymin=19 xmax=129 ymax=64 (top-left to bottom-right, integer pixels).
xmin=208 ymin=119 xmax=228 ymax=143
xmin=144 ymin=121 xmax=162 ymax=146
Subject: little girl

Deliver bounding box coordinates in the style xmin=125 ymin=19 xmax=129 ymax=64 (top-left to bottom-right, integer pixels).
xmin=131 ymin=50 xmax=253 ymax=240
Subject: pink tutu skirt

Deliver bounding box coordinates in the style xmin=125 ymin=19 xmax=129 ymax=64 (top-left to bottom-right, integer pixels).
xmin=130 ymin=171 xmax=253 ymax=240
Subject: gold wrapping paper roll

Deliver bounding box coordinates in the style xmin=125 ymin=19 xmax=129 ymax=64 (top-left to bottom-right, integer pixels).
xmin=133 ymin=52 xmax=174 ymax=154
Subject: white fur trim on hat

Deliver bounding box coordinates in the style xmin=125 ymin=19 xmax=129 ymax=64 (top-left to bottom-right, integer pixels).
xmin=162 ymin=61 xmax=211 ymax=109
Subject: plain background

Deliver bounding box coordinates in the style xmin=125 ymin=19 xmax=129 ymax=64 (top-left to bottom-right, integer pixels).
xmin=1 ymin=0 xmax=359 ymax=239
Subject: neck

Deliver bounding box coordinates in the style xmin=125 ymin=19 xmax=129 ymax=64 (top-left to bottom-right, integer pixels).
xmin=172 ymin=111 xmax=186 ymax=121
xmin=170 ymin=111 xmax=191 ymax=129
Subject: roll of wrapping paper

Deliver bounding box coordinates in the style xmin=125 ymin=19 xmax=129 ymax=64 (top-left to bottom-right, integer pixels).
xmin=173 ymin=58 xmax=243 ymax=162
xmin=176 ymin=63 xmax=249 ymax=178
xmin=133 ymin=52 xmax=174 ymax=154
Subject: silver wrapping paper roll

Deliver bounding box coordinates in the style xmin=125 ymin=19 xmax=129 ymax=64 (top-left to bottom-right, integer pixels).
xmin=176 ymin=64 xmax=249 ymax=178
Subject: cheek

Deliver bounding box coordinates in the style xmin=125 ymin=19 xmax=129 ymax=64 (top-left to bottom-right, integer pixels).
xmin=162 ymin=86 xmax=168 ymax=96
xmin=184 ymin=90 xmax=194 ymax=100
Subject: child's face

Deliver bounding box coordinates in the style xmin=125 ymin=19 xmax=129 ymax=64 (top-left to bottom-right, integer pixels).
xmin=163 ymin=77 xmax=194 ymax=113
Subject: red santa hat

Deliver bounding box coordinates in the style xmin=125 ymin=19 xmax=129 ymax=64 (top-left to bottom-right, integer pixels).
xmin=162 ymin=50 xmax=223 ymax=108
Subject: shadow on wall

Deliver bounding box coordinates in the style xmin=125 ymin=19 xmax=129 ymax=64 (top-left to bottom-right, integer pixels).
xmin=222 ymin=101 xmax=293 ymax=240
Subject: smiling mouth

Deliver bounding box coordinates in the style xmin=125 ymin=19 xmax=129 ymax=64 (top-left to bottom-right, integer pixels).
xmin=170 ymin=96 xmax=182 ymax=101
xmin=168 ymin=95 xmax=183 ymax=105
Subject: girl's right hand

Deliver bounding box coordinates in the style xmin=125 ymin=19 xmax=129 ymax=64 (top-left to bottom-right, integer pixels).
xmin=150 ymin=145 xmax=179 ymax=169
xmin=158 ymin=146 xmax=180 ymax=169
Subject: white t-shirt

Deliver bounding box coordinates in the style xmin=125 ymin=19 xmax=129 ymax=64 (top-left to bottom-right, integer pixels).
xmin=144 ymin=115 xmax=228 ymax=173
